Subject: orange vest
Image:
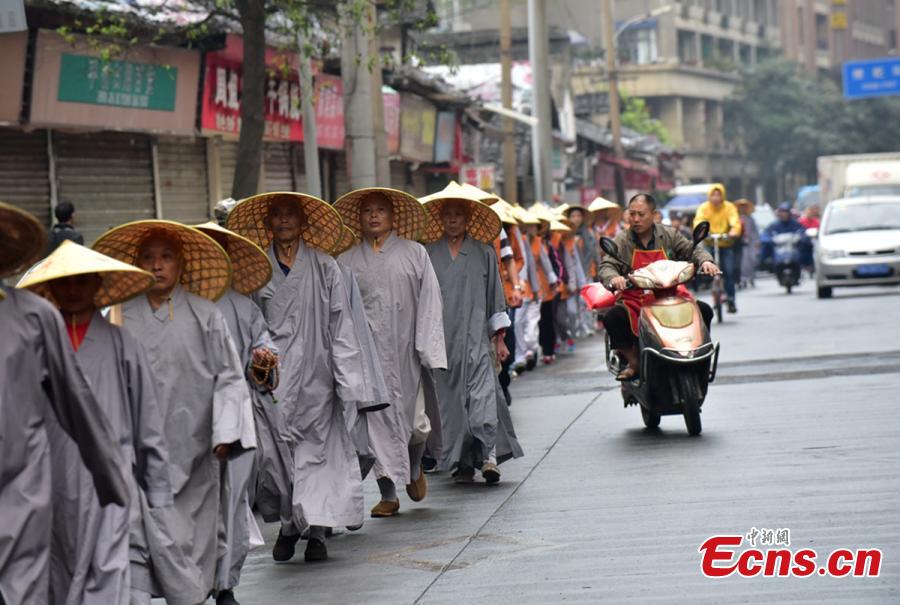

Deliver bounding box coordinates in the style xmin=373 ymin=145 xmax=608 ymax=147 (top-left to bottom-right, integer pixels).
xmin=494 ymin=230 xmax=527 ymax=308
xmin=530 ymin=235 xmax=554 ymax=302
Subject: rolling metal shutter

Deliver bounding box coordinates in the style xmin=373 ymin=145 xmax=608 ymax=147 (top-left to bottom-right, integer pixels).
xmin=54 ymin=131 xmax=155 ymax=245
xmin=217 ymin=140 xmax=239 ymax=201
xmin=0 ymin=128 xmax=51 ymax=227
xmin=333 ymin=152 xmax=350 ymax=199
xmin=156 ymin=136 xmax=210 ymax=224
xmin=263 ymin=142 xmax=294 ymax=192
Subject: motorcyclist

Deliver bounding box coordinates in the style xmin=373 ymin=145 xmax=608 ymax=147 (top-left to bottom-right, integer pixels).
xmin=599 ymin=193 xmax=720 ymax=381
xmin=693 ymin=183 xmax=742 ymax=313
xmin=760 ymin=202 xmax=814 ymax=269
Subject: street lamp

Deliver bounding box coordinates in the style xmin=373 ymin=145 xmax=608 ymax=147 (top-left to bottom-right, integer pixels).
xmin=605 ymin=3 xmax=673 ymax=157
xmin=614 ymin=5 xmax=674 ymax=43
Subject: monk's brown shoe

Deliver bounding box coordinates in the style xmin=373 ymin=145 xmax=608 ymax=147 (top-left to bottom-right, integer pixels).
xmin=482 ymin=462 xmax=501 ymax=484
xmin=405 ymin=469 xmax=427 ymax=502
xmin=370 ymin=499 xmax=400 ymax=517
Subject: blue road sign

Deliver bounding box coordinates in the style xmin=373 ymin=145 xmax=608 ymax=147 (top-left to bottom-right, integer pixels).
xmin=843 ymin=57 xmax=900 ymax=100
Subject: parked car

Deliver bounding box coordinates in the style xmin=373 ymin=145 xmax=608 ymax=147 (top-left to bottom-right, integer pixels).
xmin=813 ymin=196 xmax=900 ymax=298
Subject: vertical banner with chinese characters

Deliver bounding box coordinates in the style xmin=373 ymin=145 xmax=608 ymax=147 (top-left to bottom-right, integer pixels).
xmin=460 ymin=164 xmax=496 ymax=191
xmin=314 ymin=74 xmax=344 ymax=150
xmin=400 ymin=93 xmax=437 ymax=163
xmin=201 ymin=52 xmax=303 ymax=141
xmin=383 ymin=87 xmax=401 ymax=155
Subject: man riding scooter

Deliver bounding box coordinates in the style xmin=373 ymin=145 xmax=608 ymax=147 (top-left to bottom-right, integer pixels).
xmin=599 ymin=193 xmax=721 ymax=381
xmin=760 ymin=202 xmax=814 ymax=278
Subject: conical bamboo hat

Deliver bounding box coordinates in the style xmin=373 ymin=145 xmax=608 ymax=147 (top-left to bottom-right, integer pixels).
xmin=226 ymin=191 xmax=343 ymax=254
xmin=93 ymin=220 xmax=232 ymax=301
xmin=0 ymin=201 xmax=46 ymax=279
xmin=194 ymin=222 xmax=272 ymax=295
xmin=333 ymin=187 xmax=428 ymax=242
xmin=17 ymin=240 xmax=154 ymax=307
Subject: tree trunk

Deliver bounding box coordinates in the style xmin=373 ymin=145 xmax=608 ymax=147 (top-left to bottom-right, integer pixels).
xmin=232 ymin=0 xmax=267 ymax=199
xmin=340 ymin=0 xmax=377 ymax=190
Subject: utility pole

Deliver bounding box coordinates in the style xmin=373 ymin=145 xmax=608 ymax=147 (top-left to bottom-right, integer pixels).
xmin=500 ymin=0 xmax=517 ymax=203
xmin=603 ymin=0 xmax=623 ymax=158
xmin=527 ymin=0 xmax=554 ymax=202
xmin=368 ymin=2 xmax=391 ymax=186
xmin=296 ymin=29 xmax=321 ymax=198
xmin=340 ymin=0 xmax=377 ymax=189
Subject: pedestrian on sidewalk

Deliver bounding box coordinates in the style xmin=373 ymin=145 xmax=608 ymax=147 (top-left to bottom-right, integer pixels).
xmin=510 ymin=205 xmax=542 ymax=373
xmin=228 ymin=192 xmax=368 ymax=563
xmin=18 ymin=242 xmax=173 ymax=605
xmin=0 ymin=203 xmax=129 ymax=605
xmin=336 ymin=187 xmax=446 ymax=517
xmin=94 ymin=220 xmax=257 ymax=604
xmin=421 ymin=189 xmax=511 ymax=483
xmin=47 ymin=200 xmax=84 ymax=254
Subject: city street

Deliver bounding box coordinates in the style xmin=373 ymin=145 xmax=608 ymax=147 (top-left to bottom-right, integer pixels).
xmin=236 ymin=277 xmax=900 ymax=604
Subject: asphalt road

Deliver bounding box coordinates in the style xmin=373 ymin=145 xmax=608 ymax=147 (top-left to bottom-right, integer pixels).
xmin=235 ymin=276 xmax=900 ymax=604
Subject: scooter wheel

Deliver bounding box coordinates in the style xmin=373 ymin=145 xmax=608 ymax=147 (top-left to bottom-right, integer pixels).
xmin=640 ymin=406 xmax=661 ymax=429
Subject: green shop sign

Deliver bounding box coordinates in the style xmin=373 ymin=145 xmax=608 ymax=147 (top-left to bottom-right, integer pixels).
xmin=58 ymin=53 xmax=177 ymax=111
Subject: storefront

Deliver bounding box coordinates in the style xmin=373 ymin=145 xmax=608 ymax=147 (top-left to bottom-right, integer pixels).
xmin=26 ymin=29 xmax=201 ymax=241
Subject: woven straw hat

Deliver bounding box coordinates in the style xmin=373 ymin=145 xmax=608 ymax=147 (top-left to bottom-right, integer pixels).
xmin=491 ymin=199 xmax=520 ymax=225
xmin=530 ymin=204 xmax=571 ymax=232
xmin=511 ymin=205 xmax=540 ymax=225
xmin=563 ymin=201 xmax=588 ymax=215
xmin=0 ymin=201 xmax=46 ymax=279
xmin=194 ymin=222 xmax=272 ymax=295
xmin=418 ymin=190 xmax=503 ymax=244
xmin=93 ymin=220 xmax=232 ymax=302
xmin=332 ymin=225 xmax=359 ymax=256
xmin=442 ymin=181 xmax=499 ymax=204
xmin=588 ymin=197 xmax=619 ymax=213
xmin=226 ymin=191 xmax=343 ymax=254
xmin=334 ymin=187 xmax=428 ymax=242
xmin=17 ymin=240 xmax=154 ymax=307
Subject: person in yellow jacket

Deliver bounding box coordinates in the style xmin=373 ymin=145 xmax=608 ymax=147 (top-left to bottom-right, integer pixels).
xmin=694 ymin=183 xmax=742 ymax=313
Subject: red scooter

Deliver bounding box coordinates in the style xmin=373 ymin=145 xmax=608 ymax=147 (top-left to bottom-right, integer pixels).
xmin=583 ymin=223 xmax=720 ymax=435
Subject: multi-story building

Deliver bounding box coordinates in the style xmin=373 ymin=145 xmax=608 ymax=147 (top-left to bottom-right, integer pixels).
xmin=432 ymin=0 xmax=900 ymax=195
xmin=779 ymin=0 xmax=900 ymax=74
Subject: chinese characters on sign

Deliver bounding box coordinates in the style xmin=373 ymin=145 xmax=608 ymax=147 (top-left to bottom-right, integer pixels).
xmin=202 ymin=57 xmax=303 ymax=141
xmin=400 ymin=94 xmax=437 ymax=163
xmin=57 ymin=53 xmax=177 ymax=111
xmin=843 ymin=57 xmax=900 ymax=100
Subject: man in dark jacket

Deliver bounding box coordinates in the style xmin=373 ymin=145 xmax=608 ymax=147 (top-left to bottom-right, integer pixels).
xmin=47 ymin=201 xmax=84 ymax=253
xmin=598 ymin=193 xmax=719 ymax=380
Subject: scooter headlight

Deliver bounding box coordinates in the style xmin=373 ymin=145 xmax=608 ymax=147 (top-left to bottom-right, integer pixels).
xmin=630 ymin=274 xmax=656 ymax=289
xmin=677 ymin=264 xmax=696 ymax=284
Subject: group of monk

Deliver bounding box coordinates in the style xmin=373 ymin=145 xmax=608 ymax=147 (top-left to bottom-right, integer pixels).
xmin=0 ymin=182 xmax=612 ymax=605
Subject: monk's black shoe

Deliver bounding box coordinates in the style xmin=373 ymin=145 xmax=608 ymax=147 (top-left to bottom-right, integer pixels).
xmin=216 ymin=589 xmax=240 ymax=605
xmin=272 ymin=530 xmax=300 ymax=562
xmin=305 ymin=538 xmax=328 ymax=562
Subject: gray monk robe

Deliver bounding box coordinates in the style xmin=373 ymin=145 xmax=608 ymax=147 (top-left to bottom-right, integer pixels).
xmin=255 ymin=241 xmax=367 ymax=529
xmin=122 ymin=285 xmax=256 ymax=601
xmin=214 ymin=288 xmax=291 ymax=592
xmin=425 ymin=235 xmax=509 ymax=472
xmin=337 ymin=264 xmax=391 ymax=479
xmin=48 ymin=312 xmax=172 ymax=605
xmin=0 ymin=287 xmax=128 ymax=605
xmin=339 ymin=233 xmax=446 ymax=488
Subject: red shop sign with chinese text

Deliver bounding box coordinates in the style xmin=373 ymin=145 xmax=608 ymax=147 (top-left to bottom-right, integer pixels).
xmin=201 ymin=51 xmax=303 ymax=142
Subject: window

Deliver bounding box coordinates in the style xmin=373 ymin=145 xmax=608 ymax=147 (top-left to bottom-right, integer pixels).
xmin=678 ymin=30 xmax=699 ymax=64
xmin=619 ymin=26 xmax=659 ymax=65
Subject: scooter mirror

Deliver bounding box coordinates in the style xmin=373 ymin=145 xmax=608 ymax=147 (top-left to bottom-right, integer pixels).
xmin=692 ymin=221 xmax=711 ymax=246
xmin=600 ymin=236 xmax=624 ymax=260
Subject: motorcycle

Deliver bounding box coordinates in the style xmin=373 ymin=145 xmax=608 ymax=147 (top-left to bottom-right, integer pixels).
xmin=770 ymin=231 xmax=803 ymax=294
xmin=585 ymin=222 xmax=720 ymax=436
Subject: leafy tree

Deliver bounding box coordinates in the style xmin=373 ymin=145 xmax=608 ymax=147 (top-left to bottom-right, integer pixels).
xmin=725 ymin=58 xmax=900 ymax=194
xmin=620 ymin=94 xmax=670 ymax=144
